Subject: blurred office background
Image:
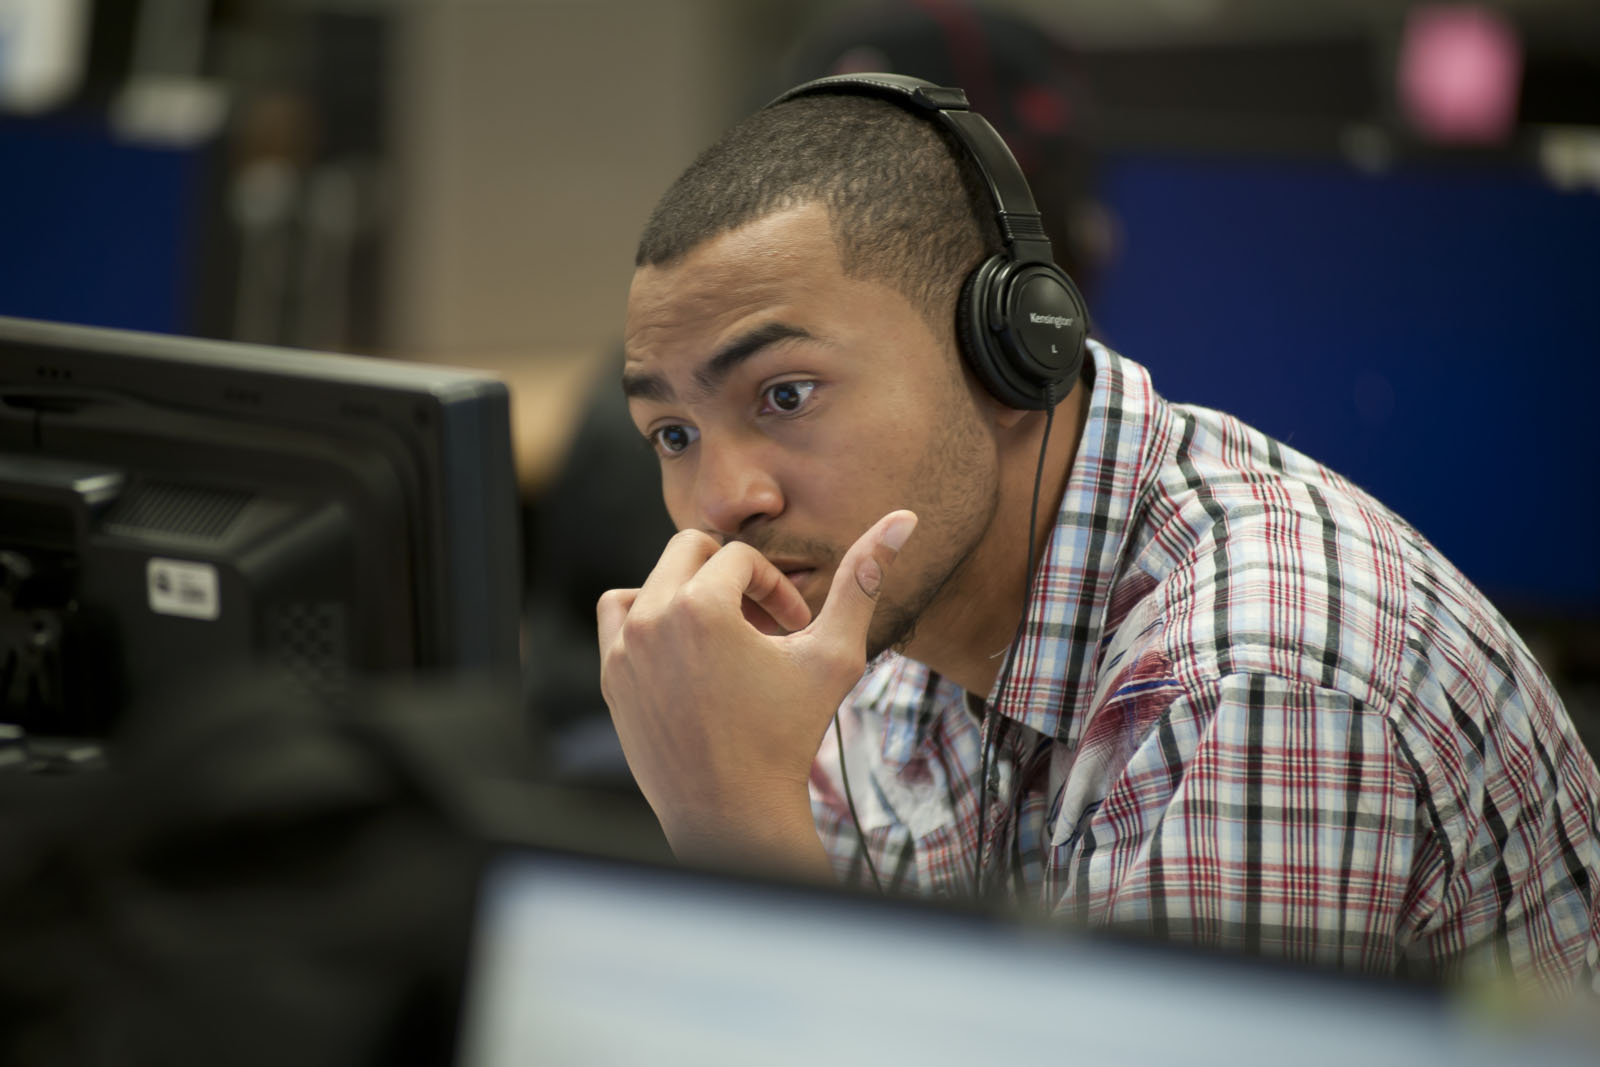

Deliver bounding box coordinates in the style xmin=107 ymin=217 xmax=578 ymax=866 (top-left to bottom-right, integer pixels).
xmin=2 ymin=0 xmax=1597 ymax=756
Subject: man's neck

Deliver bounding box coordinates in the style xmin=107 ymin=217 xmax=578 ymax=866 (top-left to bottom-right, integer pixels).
xmin=900 ymin=379 xmax=1091 ymax=697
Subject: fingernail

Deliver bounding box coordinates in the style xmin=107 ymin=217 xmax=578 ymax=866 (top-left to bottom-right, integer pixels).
xmin=881 ymin=511 xmax=918 ymax=553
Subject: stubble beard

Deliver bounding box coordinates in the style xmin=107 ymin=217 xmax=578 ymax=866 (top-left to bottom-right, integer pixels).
xmin=862 ymin=495 xmax=994 ymax=661
xmin=863 ymin=397 xmax=1000 ymax=662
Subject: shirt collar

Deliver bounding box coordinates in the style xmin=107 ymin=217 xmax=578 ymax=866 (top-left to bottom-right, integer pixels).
xmin=846 ymin=653 xmax=961 ymax=770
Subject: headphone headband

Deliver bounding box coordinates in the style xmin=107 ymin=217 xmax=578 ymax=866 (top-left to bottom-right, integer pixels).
xmin=768 ymin=73 xmax=1053 ymax=264
xmin=765 ymin=72 xmax=1089 ymax=411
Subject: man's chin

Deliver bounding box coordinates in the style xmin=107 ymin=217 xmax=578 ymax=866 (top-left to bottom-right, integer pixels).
xmin=788 ymin=562 xmax=922 ymax=658
xmin=865 ymin=603 xmax=919 ymax=663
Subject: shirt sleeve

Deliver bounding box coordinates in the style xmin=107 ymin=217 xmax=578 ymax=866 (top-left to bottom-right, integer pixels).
xmin=1052 ymin=672 xmax=1427 ymax=973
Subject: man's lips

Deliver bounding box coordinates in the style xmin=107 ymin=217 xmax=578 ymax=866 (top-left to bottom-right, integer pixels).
xmin=768 ymin=561 xmax=817 ymax=588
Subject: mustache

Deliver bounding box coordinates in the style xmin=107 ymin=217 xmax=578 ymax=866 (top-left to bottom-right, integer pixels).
xmin=730 ymin=532 xmax=841 ymax=569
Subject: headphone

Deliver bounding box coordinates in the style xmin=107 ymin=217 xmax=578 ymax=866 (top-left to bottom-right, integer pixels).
xmin=767 ymin=72 xmax=1090 ymax=411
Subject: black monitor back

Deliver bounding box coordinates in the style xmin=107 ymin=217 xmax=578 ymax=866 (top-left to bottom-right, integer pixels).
xmin=0 ymin=316 xmax=521 ymax=737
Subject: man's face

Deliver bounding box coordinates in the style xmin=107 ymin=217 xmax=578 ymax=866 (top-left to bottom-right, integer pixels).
xmin=622 ymin=202 xmax=1001 ymax=657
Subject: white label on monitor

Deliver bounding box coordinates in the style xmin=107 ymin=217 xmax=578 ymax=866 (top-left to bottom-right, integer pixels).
xmin=146 ymin=558 xmax=220 ymax=620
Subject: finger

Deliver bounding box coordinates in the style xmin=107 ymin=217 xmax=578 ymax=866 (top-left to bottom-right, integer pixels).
xmin=742 ymin=597 xmax=794 ymax=636
xmin=807 ymin=510 xmax=917 ymax=650
xmin=596 ymin=587 xmax=639 ymax=651
xmin=632 ymin=529 xmax=722 ymax=615
xmin=688 ymin=541 xmax=812 ymax=634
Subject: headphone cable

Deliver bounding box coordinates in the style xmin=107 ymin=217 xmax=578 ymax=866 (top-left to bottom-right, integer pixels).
xmin=837 ymin=382 xmax=1060 ymax=899
xmin=973 ymin=383 xmax=1057 ymax=899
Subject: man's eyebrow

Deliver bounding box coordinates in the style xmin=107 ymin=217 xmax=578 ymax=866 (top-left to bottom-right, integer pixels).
xmin=692 ymin=322 xmax=813 ymax=398
xmin=621 ymin=365 xmax=671 ymax=403
xmin=621 ymin=321 xmax=814 ymax=405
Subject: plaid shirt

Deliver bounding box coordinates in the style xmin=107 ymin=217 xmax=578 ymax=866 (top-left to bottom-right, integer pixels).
xmin=810 ymin=343 xmax=1600 ymax=991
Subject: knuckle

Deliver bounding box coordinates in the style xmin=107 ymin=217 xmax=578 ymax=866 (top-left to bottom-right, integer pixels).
xmin=675 ymin=584 xmax=718 ymax=623
xmin=853 ymin=557 xmax=884 ymax=599
xmin=670 ymin=528 xmax=721 ymax=554
xmin=619 ymin=609 xmax=657 ymax=642
xmin=719 ymin=540 xmax=759 ymax=563
xmin=599 ymin=638 xmax=631 ymax=690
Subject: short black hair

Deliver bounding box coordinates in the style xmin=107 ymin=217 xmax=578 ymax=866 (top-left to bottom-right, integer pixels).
xmin=635 ymin=94 xmax=1001 ymax=328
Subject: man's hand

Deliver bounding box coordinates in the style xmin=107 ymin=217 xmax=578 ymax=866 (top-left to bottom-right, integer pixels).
xmin=596 ymin=510 xmax=917 ymax=874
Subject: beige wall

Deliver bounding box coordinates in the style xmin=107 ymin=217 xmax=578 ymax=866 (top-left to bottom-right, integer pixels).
xmin=384 ymin=0 xmax=804 ymax=485
xmin=386 ymin=0 xmax=751 ymax=362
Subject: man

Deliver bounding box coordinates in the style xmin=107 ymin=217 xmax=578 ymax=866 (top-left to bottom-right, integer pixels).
xmin=596 ymin=79 xmax=1600 ymax=990
xmin=527 ymin=0 xmax=1105 ymax=787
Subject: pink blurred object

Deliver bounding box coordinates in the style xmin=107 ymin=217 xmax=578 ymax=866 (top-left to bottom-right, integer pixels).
xmin=1398 ymin=5 xmax=1523 ymax=144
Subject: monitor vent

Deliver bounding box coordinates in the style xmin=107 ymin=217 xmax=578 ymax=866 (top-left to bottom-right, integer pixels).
xmin=105 ymin=482 xmax=252 ymax=540
xmin=268 ymin=602 xmax=349 ymax=703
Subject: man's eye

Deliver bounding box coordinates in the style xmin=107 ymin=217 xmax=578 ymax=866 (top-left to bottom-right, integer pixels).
xmin=650 ymin=423 xmax=698 ymax=455
xmin=761 ymin=380 xmax=816 ymax=415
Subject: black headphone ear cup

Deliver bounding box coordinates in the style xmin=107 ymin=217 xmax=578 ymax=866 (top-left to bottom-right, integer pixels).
xmin=1004 ymin=263 xmax=1089 ymax=386
xmin=954 ymin=262 xmax=985 ymax=379
xmin=958 ymin=255 xmax=1064 ymax=410
xmin=957 ymin=255 xmax=1040 ymax=410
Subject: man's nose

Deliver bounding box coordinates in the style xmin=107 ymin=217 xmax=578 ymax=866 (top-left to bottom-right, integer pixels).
xmin=695 ymin=438 xmax=783 ymax=537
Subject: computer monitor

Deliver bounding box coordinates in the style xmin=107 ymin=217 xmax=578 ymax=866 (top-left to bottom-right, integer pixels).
xmin=0 ymin=315 xmax=521 ymax=739
xmin=456 ymin=845 xmax=1597 ymax=1067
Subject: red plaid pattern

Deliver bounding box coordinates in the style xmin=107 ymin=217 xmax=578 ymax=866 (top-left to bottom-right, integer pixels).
xmin=810 ymin=344 xmax=1600 ymax=992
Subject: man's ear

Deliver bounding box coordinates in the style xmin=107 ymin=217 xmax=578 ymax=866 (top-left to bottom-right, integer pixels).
xmin=956 ymin=358 xmax=1032 ymax=430
xmin=988 ymin=377 xmax=1084 ymax=437
xmin=974 ymin=383 xmax=1031 ymax=430
xmin=991 ymin=402 xmax=1030 ymax=430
